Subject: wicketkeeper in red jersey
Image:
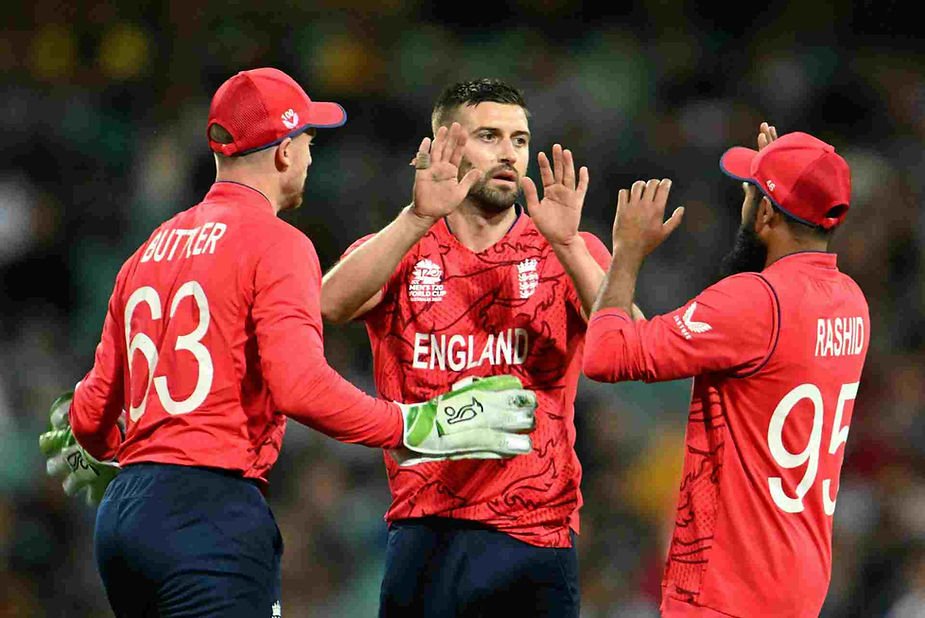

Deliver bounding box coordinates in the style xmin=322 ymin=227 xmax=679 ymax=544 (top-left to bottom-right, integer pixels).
xmin=321 ymin=79 xmax=638 ymax=617
xmin=583 ymin=123 xmax=870 ymax=617
xmin=35 ymin=68 xmax=539 ymax=617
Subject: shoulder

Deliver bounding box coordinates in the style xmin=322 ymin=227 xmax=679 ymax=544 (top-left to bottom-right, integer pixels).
xmin=700 ymin=272 xmax=779 ymax=313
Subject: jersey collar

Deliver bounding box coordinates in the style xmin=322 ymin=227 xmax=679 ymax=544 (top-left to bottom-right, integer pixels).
xmin=205 ymin=181 xmax=274 ymax=214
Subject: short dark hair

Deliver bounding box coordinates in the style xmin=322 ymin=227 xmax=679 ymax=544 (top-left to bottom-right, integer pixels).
xmin=431 ymin=79 xmax=529 ymax=131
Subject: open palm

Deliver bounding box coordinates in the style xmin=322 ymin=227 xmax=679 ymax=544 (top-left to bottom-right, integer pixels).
xmin=411 ymin=122 xmax=482 ymax=221
xmin=523 ymin=144 xmax=589 ymax=246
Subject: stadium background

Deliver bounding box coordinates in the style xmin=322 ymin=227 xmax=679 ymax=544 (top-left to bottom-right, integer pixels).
xmin=1 ymin=1 xmax=922 ymax=616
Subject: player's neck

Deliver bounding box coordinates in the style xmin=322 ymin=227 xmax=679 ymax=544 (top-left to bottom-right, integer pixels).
xmin=764 ymin=236 xmax=829 ymax=268
xmin=445 ymin=202 xmax=519 ymax=253
xmin=215 ymin=169 xmax=282 ymax=214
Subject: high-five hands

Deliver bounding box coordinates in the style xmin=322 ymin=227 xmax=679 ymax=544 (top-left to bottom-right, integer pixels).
xmin=410 ymin=122 xmax=483 ymax=223
xmin=612 ymin=179 xmax=684 ymax=259
xmin=758 ymin=122 xmax=778 ymax=151
xmin=522 ymin=144 xmax=589 ymax=247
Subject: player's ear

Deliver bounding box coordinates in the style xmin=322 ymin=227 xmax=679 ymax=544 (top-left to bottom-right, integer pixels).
xmin=274 ymin=137 xmax=293 ymax=173
xmin=755 ymin=196 xmax=775 ymax=232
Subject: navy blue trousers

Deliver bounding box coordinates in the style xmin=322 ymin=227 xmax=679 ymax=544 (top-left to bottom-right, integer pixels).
xmin=379 ymin=517 xmax=580 ymax=618
xmin=95 ymin=463 xmax=283 ymax=618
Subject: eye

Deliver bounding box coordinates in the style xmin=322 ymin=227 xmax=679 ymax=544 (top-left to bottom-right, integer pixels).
xmin=478 ymin=131 xmax=496 ymax=142
xmin=513 ymin=136 xmax=529 ymax=147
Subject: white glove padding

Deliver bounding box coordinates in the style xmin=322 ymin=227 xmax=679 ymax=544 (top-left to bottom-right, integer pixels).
xmin=393 ymin=374 xmax=537 ymax=466
xmin=39 ymin=391 xmax=121 ymax=506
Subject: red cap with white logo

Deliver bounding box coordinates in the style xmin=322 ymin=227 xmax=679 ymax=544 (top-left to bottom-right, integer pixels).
xmin=207 ymin=67 xmax=346 ymax=157
xmin=720 ymin=132 xmax=851 ymax=230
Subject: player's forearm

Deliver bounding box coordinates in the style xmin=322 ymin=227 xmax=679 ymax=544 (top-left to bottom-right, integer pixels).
xmin=274 ymin=361 xmax=404 ymax=448
xmin=70 ymin=380 xmax=123 ymax=460
xmin=321 ymin=205 xmax=434 ymax=323
xmin=550 ymin=236 xmax=606 ymax=317
xmin=591 ymin=244 xmax=645 ymax=317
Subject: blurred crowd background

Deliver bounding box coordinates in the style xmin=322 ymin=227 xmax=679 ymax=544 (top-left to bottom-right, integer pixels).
xmin=1 ymin=0 xmax=923 ymax=616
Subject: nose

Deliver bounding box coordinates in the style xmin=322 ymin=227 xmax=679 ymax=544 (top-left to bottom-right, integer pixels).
xmin=498 ymin=138 xmax=517 ymax=165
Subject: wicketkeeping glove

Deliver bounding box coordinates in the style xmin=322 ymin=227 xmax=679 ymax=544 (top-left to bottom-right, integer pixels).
xmin=393 ymin=374 xmax=537 ymax=466
xmin=38 ymin=391 xmax=121 ymax=506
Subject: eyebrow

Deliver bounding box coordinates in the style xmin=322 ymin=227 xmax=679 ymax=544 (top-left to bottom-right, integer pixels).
xmin=473 ymin=127 xmax=531 ymax=138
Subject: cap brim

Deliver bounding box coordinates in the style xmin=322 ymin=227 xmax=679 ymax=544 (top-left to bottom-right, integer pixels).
xmin=719 ymin=146 xmax=758 ymax=181
xmin=304 ymin=101 xmax=347 ymax=128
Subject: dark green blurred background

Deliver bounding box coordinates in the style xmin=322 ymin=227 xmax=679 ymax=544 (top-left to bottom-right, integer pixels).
xmin=1 ymin=1 xmax=923 ymax=616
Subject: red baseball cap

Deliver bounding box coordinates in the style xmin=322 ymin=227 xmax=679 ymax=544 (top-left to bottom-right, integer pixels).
xmin=207 ymin=67 xmax=346 ymax=157
xmin=720 ymin=132 xmax=851 ymax=229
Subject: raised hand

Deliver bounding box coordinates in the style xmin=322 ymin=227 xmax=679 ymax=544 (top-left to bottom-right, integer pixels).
xmin=758 ymin=122 xmax=778 ymax=151
xmin=410 ymin=122 xmax=483 ymax=222
xmin=612 ymin=179 xmax=684 ymax=259
xmin=522 ymin=144 xmax=589 ymax=247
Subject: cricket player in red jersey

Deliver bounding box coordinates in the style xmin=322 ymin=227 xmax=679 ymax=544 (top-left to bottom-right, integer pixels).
xmin=36 ymin=68 xmax=539 ymax=618
xmin=322 ymin=79 xmax=635 ymax=617
xmin=583 ymin=123 xmax=870 ymax=617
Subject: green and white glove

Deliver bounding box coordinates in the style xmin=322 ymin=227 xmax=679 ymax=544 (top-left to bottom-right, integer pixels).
xmin=38 ymin=391 xmax=121 ymax=506
xmin=393 ymin=374 xmax=537 ymax=466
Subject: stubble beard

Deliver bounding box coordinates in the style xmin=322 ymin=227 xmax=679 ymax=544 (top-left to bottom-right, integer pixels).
xmin=461 ymin=161 xmax=520 ymax=214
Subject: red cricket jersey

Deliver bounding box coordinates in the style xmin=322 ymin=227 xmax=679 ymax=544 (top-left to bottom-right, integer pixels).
xmin=70 ymin=182 xmax=403 ymax=483
xmin=344 ymin=211 xmax=611 ymax=547
xmin=583 ymin=252 xmax=870 ymax=617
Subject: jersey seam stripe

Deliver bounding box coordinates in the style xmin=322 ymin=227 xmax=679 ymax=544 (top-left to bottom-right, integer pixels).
xmin=729 ymin=273 xmax=781 ymax=379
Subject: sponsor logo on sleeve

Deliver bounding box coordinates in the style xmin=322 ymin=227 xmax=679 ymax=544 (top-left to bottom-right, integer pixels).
xmin=674 ymin=302 xmax=712 ymax=340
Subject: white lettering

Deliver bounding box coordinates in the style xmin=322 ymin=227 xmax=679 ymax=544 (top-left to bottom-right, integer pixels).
xmin=514 ymin=328 xmax=528 ymax=364
xmin=815 ymin=317 xmax=865 ymax=357
xmin=431 ymin=334 xmax=446 ymax=370
xmin=141 ymin=231 xmax=162 ymax=263
xmin=152 ymin=229 xmax=174 ymax=262
xmin=409 ymin=329 xmax=530 ymax=370
xmin=192 ymin=222 xmax=214 ymax=256
xmin=412 ymin=333 xmax=429 ymax=369
xmin=496 ymin=330 xmax=512 ymax=364
xmin=205 ymin=223 xmax=226 ymax=254
xmin=447 ymin=335 xmax=466 ymax=371
xmin=184 ymin=227 xmax=200 ymax=258
xmin=477 ymin=334 xmax=495 ymax=367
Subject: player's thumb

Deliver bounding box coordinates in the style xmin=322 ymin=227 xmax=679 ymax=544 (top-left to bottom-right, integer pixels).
xmin=458 ymin=168 xmax=482 ymax=195
xmin=663 ymin=206 xmax=685 ymax=237
xmin=521 ymin=176 xmax=539 ymax=209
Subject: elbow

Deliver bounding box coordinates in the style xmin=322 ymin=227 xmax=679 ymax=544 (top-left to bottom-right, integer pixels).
xmin=582 ymin=340 xmax=617 ymax=383
xmin=320 ymin=297 xmax=350 ymax=325
xmin=582 ymin=354 xmax=614 ymax=383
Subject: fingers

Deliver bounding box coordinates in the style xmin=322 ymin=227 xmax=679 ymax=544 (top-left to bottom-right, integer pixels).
xmin=39 ymin=428 xmax=73 ymax=456
xmin=458 ymin=168 xmax=482 ymax=195
xmin=430 ymin=124 xmax=450 ymax=163
xmin=521 ymin=176 xmax=540 ymax=210
xmin=561 ymin=147 xmax=576 ymax=189
xmin=552 ymin=143 xmax=564 ymax=185
xmin=758 ymin=122 xmax=778 ymax=150
xmin=446 ymin=123 xmax=468 ymax=169
xmin=537 ymin=151 xmax=555 ymax=188
xmin=440 ymin=430 xmax=532 ymax=456
xmin=663 ymin=206 xmax=685 ymax=236
xmin=62 ymin=472 xmax=86 ymax=496
xmin=576 ymin=166 xmax=589 ymax=203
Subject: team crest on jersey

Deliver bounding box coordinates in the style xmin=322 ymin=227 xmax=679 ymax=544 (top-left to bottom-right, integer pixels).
xmin=516 ymin=258 xmax=539 ymax=299
xmin=409 ymin=258 xmax=446 ymax=302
